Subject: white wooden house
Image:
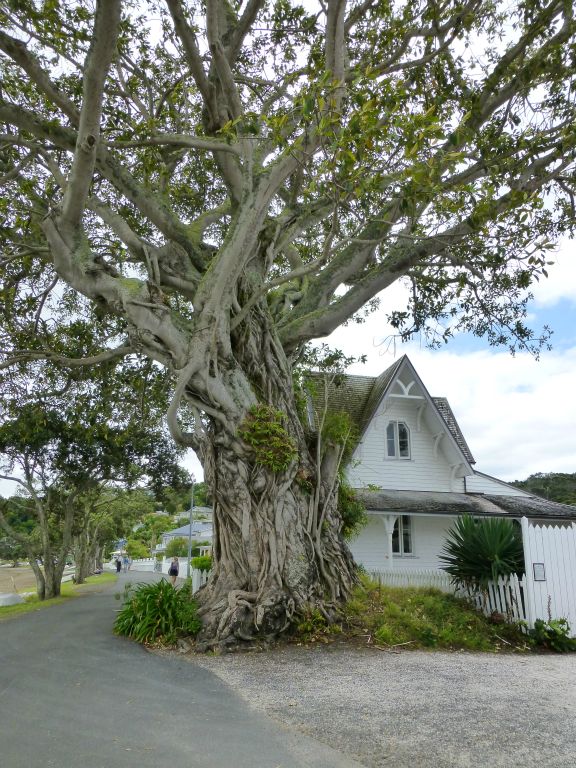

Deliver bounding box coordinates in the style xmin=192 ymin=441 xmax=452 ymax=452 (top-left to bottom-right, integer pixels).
xmin=314 ymin=355 xmax=576 ymax=573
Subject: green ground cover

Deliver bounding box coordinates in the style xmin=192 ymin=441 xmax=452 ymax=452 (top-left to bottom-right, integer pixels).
xmin=295 ymin=577 xmax=531 ymax=652
xmin=0 ymin=573 xmax=117 ymax=621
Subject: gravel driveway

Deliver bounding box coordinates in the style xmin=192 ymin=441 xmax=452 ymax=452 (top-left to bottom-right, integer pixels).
xmin=190 ymin=645 xmax=576 ymax=767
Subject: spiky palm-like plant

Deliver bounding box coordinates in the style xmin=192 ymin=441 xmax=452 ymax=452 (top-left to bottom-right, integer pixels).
xmin=439 ymin=516 xmax=525 ymax=589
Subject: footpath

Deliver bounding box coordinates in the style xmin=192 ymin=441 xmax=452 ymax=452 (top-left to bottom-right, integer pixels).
xmin=0 ymin=571 xmax=363 ymax=768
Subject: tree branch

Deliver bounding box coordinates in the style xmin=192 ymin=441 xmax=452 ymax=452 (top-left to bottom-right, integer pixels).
xmin=0 ymin=30 xmax=80 ymax=125
xmin=60 ymin=0 xmax=121 ymax=232
xmin=227 ymin=0 xmax=266 ymax=64
xmin=107 ymin=133 xmax=242 ymax=154
xmin=164 ymin=0 xmax=216 ymax=119
xmin=0 ymin=344 xmax=134 ymax=371
xmin=279 ymin=148 xmax=575 ymax=349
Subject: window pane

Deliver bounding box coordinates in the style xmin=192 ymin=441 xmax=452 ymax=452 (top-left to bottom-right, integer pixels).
xmin=386 ymin=423 xmax=396 ymax=456
xmin=392 ymin=519 xmax=400 ymax=553
xmin=398 ymin=423 xmax=410 ymax=457
xmin=402 ymin=515 xmax=412 ymax=553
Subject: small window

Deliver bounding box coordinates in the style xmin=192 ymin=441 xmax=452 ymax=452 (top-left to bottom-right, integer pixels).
xmin=392 ymin=515 xmax=413 ymax=555
xmin=385 ymin=421 xmax=411 ymax=459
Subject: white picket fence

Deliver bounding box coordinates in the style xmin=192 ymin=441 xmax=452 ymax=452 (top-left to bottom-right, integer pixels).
xmin=521 ymin=517 xmax=576 ymax=636
xmin=369 ymin=519 xmax=576 ymax=638
xmin=368 ymin=568 xmax=454 ymax=592
xmin=112 ymin=557 xmax=210 ymax=594
xmin=457 ymin=573 xmax=528 ymax=624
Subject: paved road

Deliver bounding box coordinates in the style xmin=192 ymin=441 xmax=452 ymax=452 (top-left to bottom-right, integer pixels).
xmin=0 ymin=572 xmax=362 ymax=768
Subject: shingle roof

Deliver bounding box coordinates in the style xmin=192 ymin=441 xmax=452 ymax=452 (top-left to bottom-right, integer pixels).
xmin=306 ymin=355 xmax=475 ymax=463
xmin=432 ymin=397 xmax=475 ymax=464
xmin=357 ymin=489 xmax=576 ymax=520
xmin=306 ymin=358 xmax=402 ymax=434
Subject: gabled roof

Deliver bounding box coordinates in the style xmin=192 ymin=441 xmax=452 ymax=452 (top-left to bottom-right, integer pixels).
xmin=307 ymin=355 xmax=474 ymax=464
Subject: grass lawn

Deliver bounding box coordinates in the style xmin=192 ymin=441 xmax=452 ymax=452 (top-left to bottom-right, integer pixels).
xmin=0 ymin=572 xmax=118 ymax=621
xmin=294 ymin=576 xmax=532 ymax=653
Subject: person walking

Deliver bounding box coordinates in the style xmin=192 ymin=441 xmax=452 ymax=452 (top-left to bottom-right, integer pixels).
xmin=168 ymin=557 xmax=179 ymax=586
xmin=115 ymin=557 xmax=122 ymax=573
xmin=122 ymin=554 xmax=129 ymax=573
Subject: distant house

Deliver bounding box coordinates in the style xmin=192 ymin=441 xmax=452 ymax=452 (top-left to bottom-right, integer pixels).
xmin=311 ymin=355 xmax=576 ymax=573
xmin=154 ymin=507 xmax=213 ymax=553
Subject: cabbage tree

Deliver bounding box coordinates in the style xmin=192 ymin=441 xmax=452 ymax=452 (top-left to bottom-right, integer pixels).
xmin=440 ymin=515 xmax=525 ymax=589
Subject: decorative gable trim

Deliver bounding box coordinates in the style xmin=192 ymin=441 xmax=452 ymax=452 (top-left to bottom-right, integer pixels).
xmin=305 ymin=354 xmax=475 ymax=470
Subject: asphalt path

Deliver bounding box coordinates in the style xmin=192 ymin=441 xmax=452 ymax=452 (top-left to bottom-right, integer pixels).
xmin=0 ymin=572 xmax=362 ymax=768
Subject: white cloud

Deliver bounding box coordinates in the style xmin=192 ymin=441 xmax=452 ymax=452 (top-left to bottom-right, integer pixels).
xmin=531 ymin=237 xmax=576 ymax=307
xmin=183 ymin=449 xmax=205 ymax=483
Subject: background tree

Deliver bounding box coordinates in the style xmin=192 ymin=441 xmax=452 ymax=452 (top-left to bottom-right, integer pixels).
xmin=0 ymin=365 xmax=184 ymax=597
xmin=161 ymin=481 xmax=210 ymax=517
xmin=0 ymin=534 xmax=27 ymax=566
xmin=165 ymin=536 xmax=189 ymax=558
xmin=71 ymin=487 xmax=153 ymax=583
xmin=132 ymin=512 xmax=178 ymax=551
xmin=125 ymin=538 xmax=150 ymax=560
xmin=512 ymin=472 xmax=576 ymax=505
xmin=0 ymin=0 xmax=575 ymax=645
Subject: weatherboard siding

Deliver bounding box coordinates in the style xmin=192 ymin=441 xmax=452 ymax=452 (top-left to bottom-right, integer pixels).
xmin=465 ymin=473 xmax=532 ymax=496
xmin=347 ymin=398 xmax=465 ymax=492
xmin=349 ymin=514 xmax=454 ymax=571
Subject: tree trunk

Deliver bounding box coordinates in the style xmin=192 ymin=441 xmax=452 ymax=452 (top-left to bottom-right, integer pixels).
xmin=43 ymin=558 xmax=66 ymax=599
xmin=195 ymin=442 xmax=356 ymax=650
xmin=94 ymin=544 xmax=104 ymax=571
xmin=189 ymin=313 xmax=357 ymax=650
xmin=73 ymin=528 xmax=93 ymax=584
xmin=29 ymin=558 xmax=46 ymax=600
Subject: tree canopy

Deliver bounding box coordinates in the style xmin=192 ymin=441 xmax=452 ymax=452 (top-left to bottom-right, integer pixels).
xmin=1 ymin=0 xmax=575 ymax=645
xmin=0 ymin=354 xmax=185 ymax=596
xmin=512 ymin=472 xmax=576 ymax=505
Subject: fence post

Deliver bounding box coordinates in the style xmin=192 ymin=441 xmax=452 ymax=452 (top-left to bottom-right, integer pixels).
xmin=521 ymin=516 xmax=536 ymax=629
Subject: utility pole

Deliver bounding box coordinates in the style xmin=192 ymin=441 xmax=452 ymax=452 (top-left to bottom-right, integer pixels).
xmin=186 ymin=477 xmax=195 ymax=579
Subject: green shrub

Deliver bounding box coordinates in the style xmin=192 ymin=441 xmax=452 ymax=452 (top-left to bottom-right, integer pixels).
xmin=238 ymin=403 xmax=297 ymax=472
xmin=294 ymin=606 xmax=342 ymax=642
xmin=439 ymin=515 xmax=524 ymax=589
xmin=165 ymin=537 xmax=189 ymax=557
xmin=191 ymin=555 xmax=212 ymax=572
xmin=338 ymin=481 xmax=367 ymax=539
xmin=530 ymin=618 xmax=576 ymax=652
xmin=113 ymin=579 xmax=202 ymax=645
xmin=126 ymin=539 xmax=149 ymax=559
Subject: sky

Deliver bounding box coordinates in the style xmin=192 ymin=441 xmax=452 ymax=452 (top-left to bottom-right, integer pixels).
xmin=183 ymin=235 xmax=576 ymax=485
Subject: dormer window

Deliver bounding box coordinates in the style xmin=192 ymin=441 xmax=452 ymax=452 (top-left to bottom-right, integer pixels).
xmin=386 ymin=421 xmax=410 ymax=459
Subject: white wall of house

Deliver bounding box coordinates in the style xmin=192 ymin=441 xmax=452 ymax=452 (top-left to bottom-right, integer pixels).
xmin=465 ymin=472 xmax=531 ymax=496
xmin=349 ymin=513 xmax=456 ymax=571
xmin=347 ymin=398 xmax=467 ymax=493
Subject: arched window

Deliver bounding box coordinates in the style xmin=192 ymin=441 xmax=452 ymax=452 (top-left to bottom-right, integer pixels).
xmin=386 ymin=421 xmax=411 ymax=459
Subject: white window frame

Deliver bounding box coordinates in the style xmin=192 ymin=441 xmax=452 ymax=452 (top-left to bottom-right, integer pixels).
xmin=385 ymin=420 xmax=411 ymax=460
xmin=392 ymin=515 xmax=413 ymax=556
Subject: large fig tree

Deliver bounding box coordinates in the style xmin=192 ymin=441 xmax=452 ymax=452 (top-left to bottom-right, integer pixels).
xmin=1 ymin=0 xmax=575 ymax=646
